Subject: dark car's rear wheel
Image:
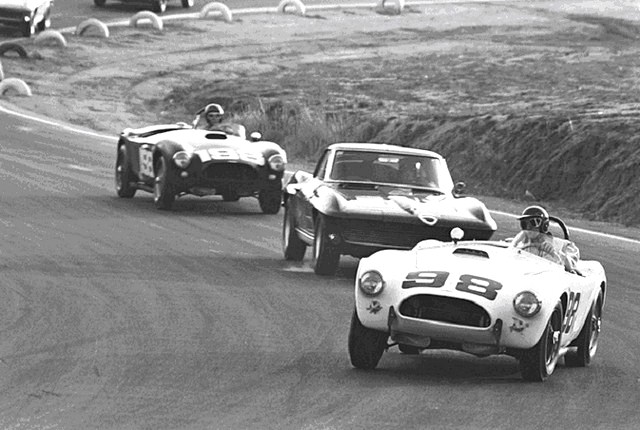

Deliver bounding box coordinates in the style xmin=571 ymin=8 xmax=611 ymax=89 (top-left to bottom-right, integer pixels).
xmin=152 ymin=0 xmax=167 ymax=13
xmin=154 ymin=156 xmax=175 ymax=210
xmin=348 ymin=309 xmax=388 ymax=370
xmin=94 ymin=0 xmax=106 ymax=6
xmin=312 ymin=214 xmax=340 ymax=276
xmin=282 ymin=204 xmax=306 ymax=261
xmin=182 ymin=0 xmax=194 ymax=7
xmin=519 ymin=300 xmax=563 ymax=382
xmin=258 ymin=187 xmax=281 ymax=214
xmin=565 ymin=289 xmax=603 ymax=367
xmin=115 ymin=145 xmax=136 ymax=198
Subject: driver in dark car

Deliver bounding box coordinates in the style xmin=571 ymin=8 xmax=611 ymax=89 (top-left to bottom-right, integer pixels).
xmin=511 ymin=205 xmax=580 ymax=273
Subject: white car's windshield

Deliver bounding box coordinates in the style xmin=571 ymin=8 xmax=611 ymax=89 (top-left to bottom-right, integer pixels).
xmin=328 ymin=150 xmax=454 ymax=191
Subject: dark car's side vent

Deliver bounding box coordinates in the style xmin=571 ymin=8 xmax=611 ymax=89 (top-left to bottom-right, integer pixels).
xmin=453 ymin=248 xmax=489 ymax=258
xmin=206 ymin=132 xmax=228 ymax=140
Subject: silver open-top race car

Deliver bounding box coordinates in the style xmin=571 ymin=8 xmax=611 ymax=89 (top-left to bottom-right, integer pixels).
xmin=348 ymin=213 xmax=606 ymax=381
xmin=115 ymin=104 xmax=287 ymax=213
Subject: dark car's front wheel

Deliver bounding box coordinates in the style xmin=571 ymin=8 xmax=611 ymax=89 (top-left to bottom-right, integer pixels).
xmin=154 ymin=156 xmax=175 ymax=210
xmin=519 ymin=300 xmax=563 ymax=382
xmin=312 ymin=214 xmax=340 ymax=275
xmin=258 ymin=187 xmax=281 ymax=214
xmin=115 ymin=145 xmax=136 ymax=198
xmin=282 ymin=204 xmax=306 ymax=261
xmin=348 ymin=308 xmax=388 ymax=370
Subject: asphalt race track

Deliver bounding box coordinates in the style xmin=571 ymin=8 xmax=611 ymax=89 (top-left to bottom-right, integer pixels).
xmin=2 ymin=1 xmax=640 ymax=429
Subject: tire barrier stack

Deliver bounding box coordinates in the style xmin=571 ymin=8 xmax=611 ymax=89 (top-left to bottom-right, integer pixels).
xmin=376 ymin=0 xmax=405 ymax=14
xmin=0 ymin=42 xmax=28 ymax=58
xmin=0 ymin=78 xmax=32 ymax=97
xmin=129 ymin=11 xmax=164 ymax=31
xmin=76 ymin=18 xmax=110 ymax=38
xmin=0 ymin=0 xmax=413 ymax=99
xmin=34 ymin=30 xmax=68 ymax=48
xmin=277 ymin=0 xmax=306 ymax=16
xmin=200 ymin=2 xmax=233 ymax=23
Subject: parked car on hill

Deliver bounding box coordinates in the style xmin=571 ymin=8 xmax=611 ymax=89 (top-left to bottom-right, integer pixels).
xmin=282 ymin=143 xmax=497 ymax=275
xmin=349 ymin=217 xmax=606 ymax=382
xmin=115 ymin=104 xmax=287 ymax=213
xmin=0 ymin=0 xmax=53 ymax=37
xmin=93 ymin=0 xmax=193 ymax=14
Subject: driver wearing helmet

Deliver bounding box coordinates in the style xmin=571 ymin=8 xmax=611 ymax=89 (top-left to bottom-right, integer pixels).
xmin=511 ymin=205 xmax=580 ymax=273
xmin=202 ymin=103 xmax=247 ymax=139
xmin=204 ymin=103 xmax=225 ymax=129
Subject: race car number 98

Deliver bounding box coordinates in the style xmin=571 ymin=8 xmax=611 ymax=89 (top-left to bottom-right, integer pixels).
xmin=403 ymin=271 xmax=503 ymax=300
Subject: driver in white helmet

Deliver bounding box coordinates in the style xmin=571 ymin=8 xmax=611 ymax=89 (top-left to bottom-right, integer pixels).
xmin=511 ymin=205 xmax=580 ymax=273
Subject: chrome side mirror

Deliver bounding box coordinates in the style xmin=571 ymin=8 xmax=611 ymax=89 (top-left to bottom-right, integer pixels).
xmin=249 ymin=131 xmax=262 ymax=142
xmin=453 ymin=181 xmax=466 ymax=196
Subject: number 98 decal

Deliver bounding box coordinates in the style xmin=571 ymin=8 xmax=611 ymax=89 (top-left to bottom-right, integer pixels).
xmin=403 ymin=271 xmax=503 ymax=300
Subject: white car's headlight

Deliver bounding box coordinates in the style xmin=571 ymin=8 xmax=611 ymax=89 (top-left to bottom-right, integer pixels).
xmin=173 ymin=151 xmax=192 ymax=169
xmin=359 ymin=271 xmax=385 ymax=296
xmin=268 ymin=154 xmax=286 ymax=172
xmin=513 ymin=291 xmax=541 ymax=317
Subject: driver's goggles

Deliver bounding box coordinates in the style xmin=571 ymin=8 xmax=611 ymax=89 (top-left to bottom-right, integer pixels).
xmin=520 ymin=216 xmax=544 ymax=230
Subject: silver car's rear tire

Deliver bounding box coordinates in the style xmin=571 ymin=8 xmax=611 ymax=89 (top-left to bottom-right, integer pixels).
xmin=115 ymin=145 xmax=136 ymax=198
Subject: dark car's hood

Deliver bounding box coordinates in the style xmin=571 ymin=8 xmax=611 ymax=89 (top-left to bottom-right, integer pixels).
xmin=321 ymin=183 xmax=496 ymax=229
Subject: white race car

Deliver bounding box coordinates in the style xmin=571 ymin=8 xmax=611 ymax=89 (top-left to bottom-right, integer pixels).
xmin=348 ymin=217 xmax=606 ymax=381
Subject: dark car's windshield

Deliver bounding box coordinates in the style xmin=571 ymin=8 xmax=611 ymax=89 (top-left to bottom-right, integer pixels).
xmin=328 ymin=150 xmax=454 ymax=191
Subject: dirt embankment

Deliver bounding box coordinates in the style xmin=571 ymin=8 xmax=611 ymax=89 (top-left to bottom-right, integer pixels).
xmin=2 ymin=1 xmax=640 ymax=225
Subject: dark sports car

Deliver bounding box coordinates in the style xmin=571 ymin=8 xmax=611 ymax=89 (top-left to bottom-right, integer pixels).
xmin=115 ymin=106 xmax=287 ymax=213
xmin=282 ymin=143 xmax=497 ymax=275
xmin=0 ymin=0 xmax=53 ymax=37
xmin=92 ymin=0 xmax=192 ymax=14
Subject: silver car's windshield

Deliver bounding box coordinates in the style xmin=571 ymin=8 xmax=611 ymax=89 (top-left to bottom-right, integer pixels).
xmin=328 ymin=150 xmax=454 ymax=191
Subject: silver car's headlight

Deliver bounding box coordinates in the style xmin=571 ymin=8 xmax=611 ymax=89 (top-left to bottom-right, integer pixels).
xmin=513 ymin=291 xmax=541 ymax=317
xmin=173 ymin=151 xmax=192 ymax=169
xmin=359 ymin=271 xmax=385 ymax=296
xmin=268 ymin=154 xmax=286 ymax=172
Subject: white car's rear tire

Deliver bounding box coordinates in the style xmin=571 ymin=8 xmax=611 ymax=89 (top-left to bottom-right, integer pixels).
xmin=565 ymin=289 xmax=603 ymax=367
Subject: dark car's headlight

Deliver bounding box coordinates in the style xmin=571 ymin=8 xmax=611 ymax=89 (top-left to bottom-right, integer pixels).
xmin=173 ymin=151 xmax=192 ymax=169
xmin=513 ymin=291 xmax=541 ymax=317
xmin=268 ymin=154 xmax=286 ymax=172
xmin=359 ymin=271 xmax=385 ymax=296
